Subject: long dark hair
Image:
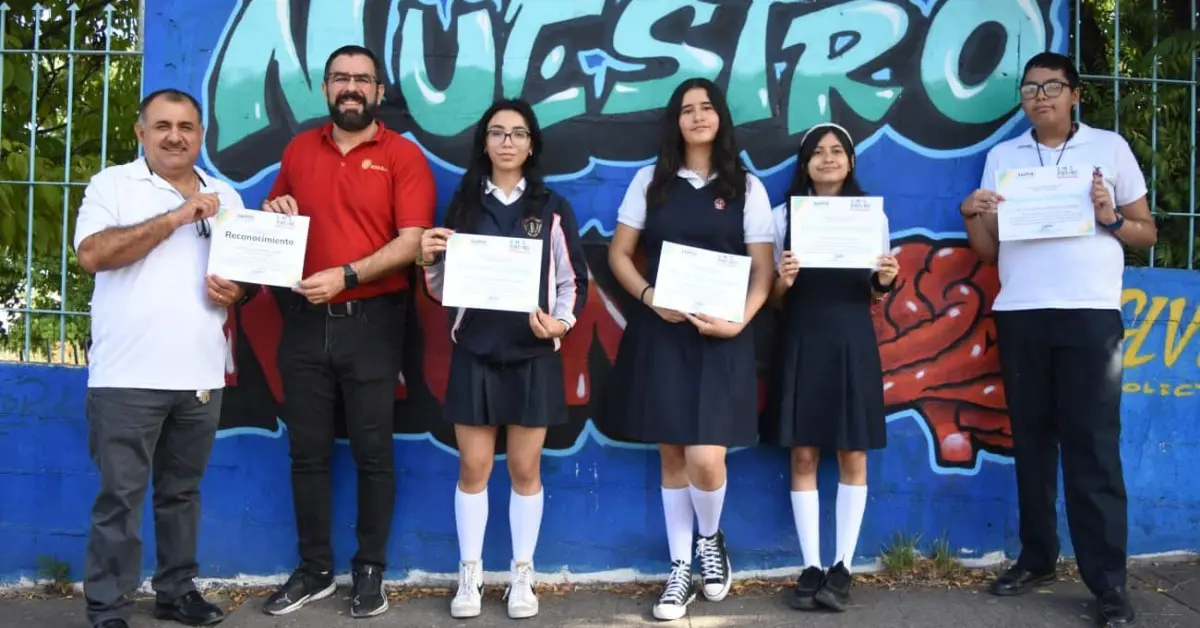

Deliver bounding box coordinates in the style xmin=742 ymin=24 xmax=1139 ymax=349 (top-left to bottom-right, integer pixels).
xmin=645 ymin=77 xmax=747 ymax=209
xmin=444 ymin=98 xmax=548 ymax=231
xmin=786 ymin=124 xmax=865 ymax=198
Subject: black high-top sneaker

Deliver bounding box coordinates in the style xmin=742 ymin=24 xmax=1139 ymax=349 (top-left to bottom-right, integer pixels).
xmin=695 ymin=529 xmax=732 ymax=602
xmin=789 ymin=566 xmax=825 ymax=610
xmin=261 ymin=567 xmax=337 ymax=616
xmin=652 ymin=560 xmax=697 ymax=621
xmin=814 ymin=560 xmax=852 ymax=611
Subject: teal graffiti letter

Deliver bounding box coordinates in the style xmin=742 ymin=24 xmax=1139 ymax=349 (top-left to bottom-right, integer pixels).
xmin=781 ymin=0 xmax=906 ymax=134
xmin=727 ymin=0 xmax=805 ymax=125
xmin=921 ymin=0 xmax=1050 ymax=123
xmin=501 ymin=0 xmax=604 ymax=128
xmin=397 ymin=4 xmax=495 ymax=137
xmin=602 ymin=0 xmax=724 ymax=116
xmin=208 ymin=0 xmax=366 ymax=151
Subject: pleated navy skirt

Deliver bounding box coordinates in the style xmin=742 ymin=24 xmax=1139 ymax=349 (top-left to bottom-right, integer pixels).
xmin=442 ymin=343 xmax=569 ymax=428
xmin=599 ymin=306 xmax=759 ymax=447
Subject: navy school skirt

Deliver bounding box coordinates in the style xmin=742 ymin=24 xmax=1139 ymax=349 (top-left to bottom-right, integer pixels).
xmin=442 ymin=343 xmax=569 ymax=428
xmin=598 ymin=306 xmax=759 ymax=447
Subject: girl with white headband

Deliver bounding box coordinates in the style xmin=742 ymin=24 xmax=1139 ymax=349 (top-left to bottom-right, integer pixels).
xmin=761 ymin=121 xmax=899 ymax=613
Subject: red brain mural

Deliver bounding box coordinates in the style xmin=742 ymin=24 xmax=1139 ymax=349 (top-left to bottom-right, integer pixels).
xmin=220 ymin=237 xmax=1011 ymax=471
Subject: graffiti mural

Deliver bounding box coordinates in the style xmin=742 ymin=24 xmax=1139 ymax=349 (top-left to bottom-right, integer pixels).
xmin=200 ymin=0 xmax=1064 ymax=474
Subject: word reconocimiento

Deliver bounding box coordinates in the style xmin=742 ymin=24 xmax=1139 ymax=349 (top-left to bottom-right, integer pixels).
xmin=203 ymin=0 xmax=1064 ymax=182
xmin=224 ymin=232 xmax=296 ymax=247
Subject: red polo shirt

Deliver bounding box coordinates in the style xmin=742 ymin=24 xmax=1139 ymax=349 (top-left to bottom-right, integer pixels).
xmin=267 ymin=121 xmax=436 ymax=302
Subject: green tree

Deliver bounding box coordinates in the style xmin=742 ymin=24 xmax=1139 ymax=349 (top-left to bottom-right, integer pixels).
xmin=1076 ymin=0 xmax=1200 ymax=269
xmin=0 ymin=0 xmax=140 ymax=361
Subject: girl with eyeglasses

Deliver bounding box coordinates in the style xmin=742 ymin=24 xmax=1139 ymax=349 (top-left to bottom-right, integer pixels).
xmin=418 ymin=98 xmax=589 ymax=621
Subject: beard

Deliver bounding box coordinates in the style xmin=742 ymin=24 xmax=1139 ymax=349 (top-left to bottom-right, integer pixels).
xmin=328 ymin=93 xmax=376 ymax=132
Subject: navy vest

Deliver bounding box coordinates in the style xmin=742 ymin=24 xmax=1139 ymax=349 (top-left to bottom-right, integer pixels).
xmin=642 ymin=176 xmax=748 ymax=284
xmin=452 ymin=190 xmax=562 ymax=364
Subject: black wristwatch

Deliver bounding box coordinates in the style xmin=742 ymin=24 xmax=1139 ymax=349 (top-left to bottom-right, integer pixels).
xmin=343 ymin=264 xmax=359 ymax=289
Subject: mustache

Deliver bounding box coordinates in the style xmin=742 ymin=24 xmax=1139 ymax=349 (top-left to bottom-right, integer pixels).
xmin=336 ymin=93 xmax=367 ymax=106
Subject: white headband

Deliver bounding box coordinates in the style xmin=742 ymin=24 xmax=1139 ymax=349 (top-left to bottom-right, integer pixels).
xmin=800 ymin=122 xmax=855 ymax=151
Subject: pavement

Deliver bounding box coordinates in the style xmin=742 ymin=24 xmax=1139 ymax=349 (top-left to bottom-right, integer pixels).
xmin=2 ymin=559 xmax=1198 ymax=628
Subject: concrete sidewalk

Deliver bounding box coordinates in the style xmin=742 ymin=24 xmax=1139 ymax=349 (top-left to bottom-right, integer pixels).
xmin=3 ymin=560 xmax=1197 ymax=628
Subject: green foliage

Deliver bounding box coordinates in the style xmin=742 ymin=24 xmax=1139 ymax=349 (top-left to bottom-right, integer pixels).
xmin=1076 ymin=0 xmax=1200 ymax=269
xmin=0 ymin=0 xmax=140 ymax=360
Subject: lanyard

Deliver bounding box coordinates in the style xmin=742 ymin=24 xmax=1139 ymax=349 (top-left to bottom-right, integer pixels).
xmin=1031 ymin=123 xmax=1077 ymax=167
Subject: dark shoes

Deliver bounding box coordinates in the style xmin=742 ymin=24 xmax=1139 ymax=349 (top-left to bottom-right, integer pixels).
xmin=1097 ymin=587 xmax=1136 ymax=626
xmin=94 ymin=620 xmax=129 ymax=628
xmin=152 ymin=590 xmax=226 ymax=625
xmin=262 ymin=567 xmax=337 ymax=616
xmin=350 ymin=563 xmax=388 ymax=618
xmin=988 ymin=564 xmax=1057 ymax=596
xmin=788 ymin=566 xmax=825 ymax=610
xmin=790 ymin=561 xmax=851 ymax=612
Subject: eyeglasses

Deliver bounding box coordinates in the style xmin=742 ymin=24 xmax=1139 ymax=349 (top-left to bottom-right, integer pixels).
xmin=1019 ymin=80 xmax=1070 ymax=100
xmin=195 ymin=218 xmax=211 ymax=238
xmin=486 ymin=129 xmax=530 ymax=145
xmin=326 ymin=72 xmax=377 ymax=87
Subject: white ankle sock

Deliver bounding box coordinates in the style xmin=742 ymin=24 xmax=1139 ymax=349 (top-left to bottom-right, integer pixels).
xmin=661 ymin=487 xmax=694 ymax=563
xmin=455 ymin=485 xmax=489 ymax=563
xmin=510 ymin=488 xmax=544 ymax=563
xmin=834 ymin=483 xmax=868 ymax=568
xmin=689 ymin=482 xmax=726 ymax=537
xmin=790 ymin=490 xmax=820 ymax=568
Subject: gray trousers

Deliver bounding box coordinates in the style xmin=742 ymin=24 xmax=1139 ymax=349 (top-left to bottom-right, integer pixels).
xmin=83 ymin=387 xmax=222 ymax=626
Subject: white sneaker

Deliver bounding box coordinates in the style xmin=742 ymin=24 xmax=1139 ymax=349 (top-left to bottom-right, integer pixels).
xmin=450 ymin=560 xmax=483 ymax=618
xmin=652 ymin=560 xmax=696 ymax=621
xmin=505 ymin=561 xmax=539 ymax=619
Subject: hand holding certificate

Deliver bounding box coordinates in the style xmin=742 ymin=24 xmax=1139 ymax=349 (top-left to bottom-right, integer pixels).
xmin=651 ymin=241 xmax=752 ymax=324
xmin=995 ymin=165 xmax=1095 ymax=241
xmin=790 ymin=196 xmax=888 ymax=269
xmin=441 ymin=233 xmax=543 ymax=313
xmin=206 ymin=207 xmax=310 ymax=288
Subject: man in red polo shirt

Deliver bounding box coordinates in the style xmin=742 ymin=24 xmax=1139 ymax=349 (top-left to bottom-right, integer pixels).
xmin=258 ymin=44 xmax=436 ymax=619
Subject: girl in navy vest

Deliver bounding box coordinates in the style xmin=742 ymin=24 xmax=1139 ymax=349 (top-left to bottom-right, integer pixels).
xmin=418 ymin=98 xmax=589 ymax=621
xmin=600 ymin=78 xmax=777 ymax=622
xmin=762 ymin=123 xmax=899 ymax=613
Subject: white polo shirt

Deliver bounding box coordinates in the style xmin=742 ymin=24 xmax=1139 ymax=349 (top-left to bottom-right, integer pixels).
xmin=980 ymin=122 xmax=1148 ymax=312
xmin=73 ymin=158 xmax=247 ymax=390
xmin=616 ymin=165 xmax=777 ymax=245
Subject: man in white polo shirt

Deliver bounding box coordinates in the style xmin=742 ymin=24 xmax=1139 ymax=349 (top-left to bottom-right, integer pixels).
xmin=73 ymin=88 xmax=250 ymax=628
xmin=961 ymin=52 xmax=1155 ymax=628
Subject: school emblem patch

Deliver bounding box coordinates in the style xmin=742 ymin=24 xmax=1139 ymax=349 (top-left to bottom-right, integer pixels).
xmin=523 ymin=217 xmax=543 ymax=237
xmin=714 ymin=197 xmax=726 ymax=210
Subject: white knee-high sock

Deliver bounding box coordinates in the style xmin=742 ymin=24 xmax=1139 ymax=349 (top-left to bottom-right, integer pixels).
xmin=834 ymin=483 xmax=868 ymax=569
xmin=455 ymin=485 xmax=489 ymax=563
xmin=661 ymin=487 xmax=694 ymax=563
xmin=510 ymin=488 xmax=544 ymax=564
xmin=689 ymin=482 xmax=727 ymax=537
xmin=790 ymin=490 xmax=821 ymax=568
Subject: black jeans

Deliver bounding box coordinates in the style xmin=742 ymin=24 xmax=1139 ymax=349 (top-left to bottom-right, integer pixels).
xmin=994 ymin=308 xmax=1128 ymax=596
xmin=83 ymin=388 xmax=222 ymax=626
xmin=277 ymin=291 xmax=406 ymax=573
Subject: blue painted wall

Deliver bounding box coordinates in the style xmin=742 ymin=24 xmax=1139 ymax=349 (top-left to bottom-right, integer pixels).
xmin=2 ymin=0 xmax=1197 ymax=584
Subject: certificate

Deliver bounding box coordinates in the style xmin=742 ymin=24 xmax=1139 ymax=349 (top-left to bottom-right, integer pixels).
xmin=441 ymin=233 xmax=544 ymax=313
xmin=206 ymin=208 xmax=310 ymax=288
xmin=651 ymin=241 xmax=752 ymax=323
xmin=790 ymin=196 xmax=888 ymax=268
xmin=995 ymin=165 xmax=1095 ymax=241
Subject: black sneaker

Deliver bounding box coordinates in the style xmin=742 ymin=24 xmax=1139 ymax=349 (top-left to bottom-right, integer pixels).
xmin=814 ymin=561 xmax=852 ymax=612
xmin=350 ymin=564 xmax=388 ymax=618
xmin=1097 ymin=586 xmax=1136 ymax=626
xmin=695 ymin=529 xmax=732 ymax=602
xmin=788 ymin=566 xmax=825 ymax=610
xmin=652 ymin=560 xmax=696 ymax=621
xmin=261 ymin=567 xmax=336 ymax=616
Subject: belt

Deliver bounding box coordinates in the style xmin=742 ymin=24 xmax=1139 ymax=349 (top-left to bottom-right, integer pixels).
xmin=299 ymin=299 xmax=363 ymax=318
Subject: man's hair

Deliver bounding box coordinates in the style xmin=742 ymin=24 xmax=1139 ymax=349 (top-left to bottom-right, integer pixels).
xmin=1022 ymin=52 xmax=1081 ymax=88
xmin=138 ymin=88 xmax=203 ymax=122
xmin=324 ymin=44 xmax=382 ymax=81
